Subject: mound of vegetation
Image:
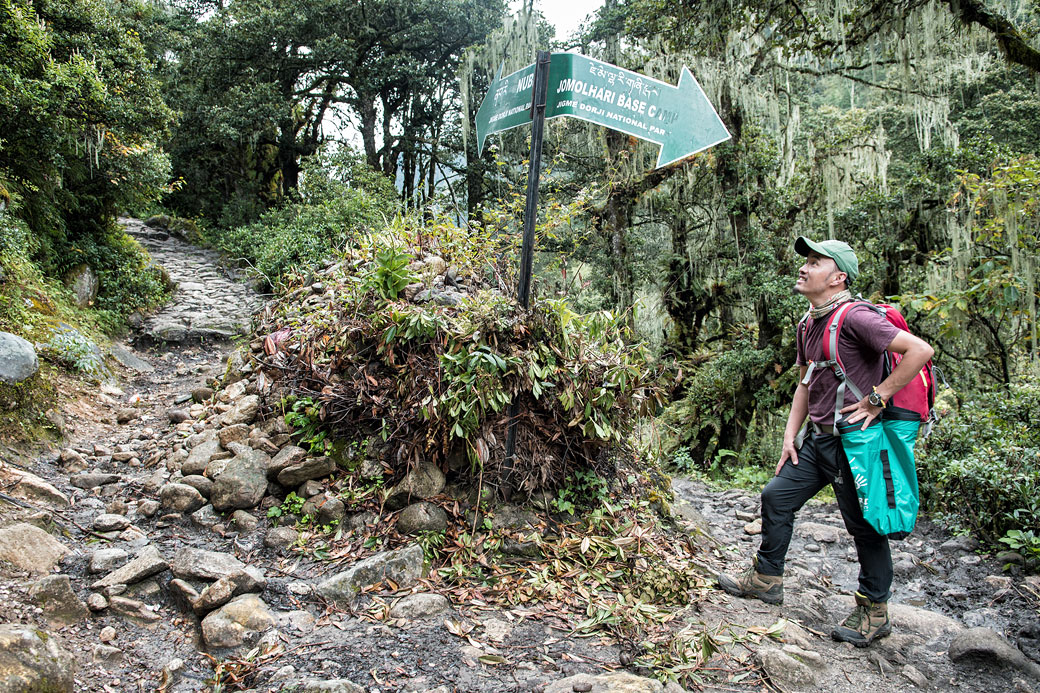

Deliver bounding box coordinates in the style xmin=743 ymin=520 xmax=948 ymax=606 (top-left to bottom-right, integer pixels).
xmin=253 ymin=215 xmax=662 ymax=496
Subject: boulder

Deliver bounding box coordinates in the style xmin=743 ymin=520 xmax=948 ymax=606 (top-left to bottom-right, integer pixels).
xmin=0 ymin=624 xmax=76 ymax=692
xmin=0 ymin=467 xmax=68 ymax=508
xmin=218 ymin=424 xmax=250 ymax=447
xmin=160 ymin=483 xmax=206 ymax=514
xmin=388 ymin=593 xmax=450 ymax=620
xmin=756 ymin=647 xmax=815 ymax=689
xmin=192 ymin=386 xmax=215 ymax=403
xmin=267 ymin=445 xmax=307 ymax=478
xmin=396 ymin=502 xmax=448 ymax=534
xmin=316 ymin=544 xmax=423 ymax=604
xmin=949 ymin=626 xmax=1040 ymax=679
xmin=91 ymin=545 xmax=167 ymax=590
xmin=276 ymin=456 xmax=336 ymax=487
xmin=669 ymin=499 xmax=713 ymax=539
xmin=490 ymin=504 xmax=537 ymax=530
xmin=93 ymin=514 xmax=130 ymax=533
xmin=303 ymin=495 xmax=346 ymax=527
xmin=70 ymin=472 xmax=121 ymax=489
xmin=181 ymin=431 xmax=222 ymax=476
xmin=107 ymin=344 xmax=154 ymax=374
xmin=64 ymin=263 xmax=99 ymax=307
xmin=211 ymin=448 xmax=268 ymax=511
xmin=0 ymin=332 xmax=38 ymax=385
xmin=200 ymin=594 xmax=275 ymax=650
xmin=89 ymin=549 xmax=129 ymax=575
xmin=180 ymin=474 xmax=214 ymax=498
xmin=191 ymin=504 xmax=224 ymax=530
xmin=795 ymin=521 xmax=842 ymax=544
xmin=0 ymin=523 xmax=68 ymax=574
xmin=30 ymin=576 xmax=89 ymax=627
xmin=263 ymin=526 xmax=298 ymax=551
xmin=220 ymin=394 xmax=260 ymax=426
xmin=108 ymin=596 xmax=161 ymax=623
xmin=231 ymin=510 xmax=258 ymax=532
xmin=170 ymin=548 xmax=246 ymax=581
xmin=385 ymin=461 xmax=445 ymax=509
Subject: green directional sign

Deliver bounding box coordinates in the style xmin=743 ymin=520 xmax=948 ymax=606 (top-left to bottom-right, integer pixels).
xmin=475 ymin=53 xmax=730 ymax=168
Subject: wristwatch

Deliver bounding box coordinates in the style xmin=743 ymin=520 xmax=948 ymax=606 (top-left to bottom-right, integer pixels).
xmin=868 ymin=386 xmax=886 ymax=409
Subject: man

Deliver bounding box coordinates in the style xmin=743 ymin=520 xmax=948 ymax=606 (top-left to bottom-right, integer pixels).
xmin=717 ymin=237 xmax=934 ymax=647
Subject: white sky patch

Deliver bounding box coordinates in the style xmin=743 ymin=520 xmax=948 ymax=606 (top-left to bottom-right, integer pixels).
xmin=510 ymin=0 xmax=605 ymax=41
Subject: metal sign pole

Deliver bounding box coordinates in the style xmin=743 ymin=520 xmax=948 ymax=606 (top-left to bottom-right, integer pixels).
xmin=501 ymin=49 xmax=550 ymax=499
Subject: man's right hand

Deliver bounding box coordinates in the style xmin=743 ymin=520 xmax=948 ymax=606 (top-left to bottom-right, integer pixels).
xmin=776 ymin=440 xmax=799 ymax=476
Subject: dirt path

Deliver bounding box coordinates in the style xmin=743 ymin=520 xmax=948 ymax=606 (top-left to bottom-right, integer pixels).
xmin=0 ymin=219 xmax=1037 ymax=693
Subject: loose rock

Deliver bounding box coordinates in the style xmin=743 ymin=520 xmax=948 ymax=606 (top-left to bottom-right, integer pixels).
xmin=0 ymin=624 xmax=76 ymax=692
xmin=0 ymin=523 xmax=69 ymax=574
xmin=91 ymin=545 xmax=167 ymax=589
xmin=0 ymin=331 xmax=39 ymax=384
xmin=170 ymin=548 xmax=246 ymax=581
xmin=30 ymin=575 xmax=89 ymax=626
xmin=160 ymin=483 xmax=206 ymax=513
xmin=949 ymin=626 xmax=1040 ymax=679
xmin=316 ymin=544 xmax=424 ymax=604
xmin=200 ymin=594 xmax=275 ymax=649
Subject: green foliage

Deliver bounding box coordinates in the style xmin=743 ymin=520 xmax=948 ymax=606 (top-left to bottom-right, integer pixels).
xmin=553 ymin=469 xmax=611 ymax=515
xmin=40 ymin=329 xmax=106 ymax=377
xmin=162 ymin=0 xmax=504 ymax=222
xmin=0 ymin=0 xmax=173 ymax=330
xmin=208 ymin=150 xmax=398 ymax=289
xmin=365 ymin=242 xmax=416 ymax=301
xmin=266 ymin=492 xmax=306 ymax=519
xmin=1000 ymin=529 xmax=1040 ymax=564
xmin=917 ymin=373 xmax=1040 ymax=546
xmin=283 ymin=397 xmax=329 ymax=453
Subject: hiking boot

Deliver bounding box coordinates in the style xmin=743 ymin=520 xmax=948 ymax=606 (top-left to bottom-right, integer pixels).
xmin=716 ymin=557 xmax=784 ymax=604
xmin=831 ymin=592 xmax=892 ymax=647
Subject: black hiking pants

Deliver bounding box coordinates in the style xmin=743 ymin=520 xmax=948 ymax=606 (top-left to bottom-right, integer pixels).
xmin=755 ymin=430 xmax=893 ymax=603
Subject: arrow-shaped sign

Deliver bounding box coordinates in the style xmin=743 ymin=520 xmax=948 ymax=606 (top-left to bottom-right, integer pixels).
xmin=475 ymin=53 xmax=730 ymax=168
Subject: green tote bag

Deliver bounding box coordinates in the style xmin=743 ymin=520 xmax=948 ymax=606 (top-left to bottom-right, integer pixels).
xmin=836 ymin=407 xmax=921 ymax=539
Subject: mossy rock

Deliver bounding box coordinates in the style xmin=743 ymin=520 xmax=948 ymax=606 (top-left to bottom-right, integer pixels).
xmin=144 ymin=214 xmax=172 ymax=229
xmin=168 ymin=217 xmax=203 ymax=244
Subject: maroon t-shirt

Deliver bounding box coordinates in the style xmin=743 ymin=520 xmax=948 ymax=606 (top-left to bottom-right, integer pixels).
xmin=796 ymin=303 xmax=903 ymax=427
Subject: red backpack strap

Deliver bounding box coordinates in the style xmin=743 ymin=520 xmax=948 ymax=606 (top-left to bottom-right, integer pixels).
xmin=821 ymin=301 xmax=875 ymax=428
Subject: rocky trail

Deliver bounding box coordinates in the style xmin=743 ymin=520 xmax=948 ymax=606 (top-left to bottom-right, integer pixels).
xmin=0 ymin=218 xmax=1037 ymax=693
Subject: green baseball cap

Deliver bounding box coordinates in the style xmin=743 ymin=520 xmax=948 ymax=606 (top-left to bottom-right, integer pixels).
xmin=795 ymin=236 xmax=859 ymax=285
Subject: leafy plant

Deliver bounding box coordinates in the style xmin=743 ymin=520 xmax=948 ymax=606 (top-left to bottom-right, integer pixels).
xmin=999 ymin=529 xmax=1040 ymax=566
xmin=553 ymin=470 xmax=611 ymax=515
xmin=283 ymin=397 xmax=328 ymax=453
xmin=41 ymin=328 xmax=107 ymax=377
xmin=363 ymin=225 xmax=416 ymax=300
xmin=267 ymin=492 xmax=306 ymax=520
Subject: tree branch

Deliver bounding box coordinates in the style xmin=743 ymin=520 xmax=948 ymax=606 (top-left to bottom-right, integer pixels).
xmin=939 ymin=0 xmax=1040 ymax=74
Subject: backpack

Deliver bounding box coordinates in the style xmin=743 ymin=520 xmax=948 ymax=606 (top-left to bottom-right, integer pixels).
xmin=798 ymin=299 xmax=938 ymax=539
xmin=821 ymin=301 xmax=937 ymax=433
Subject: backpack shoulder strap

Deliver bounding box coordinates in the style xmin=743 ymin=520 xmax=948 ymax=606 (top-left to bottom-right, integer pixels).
xmin=821 ymin=300 xmax=874 ymax=427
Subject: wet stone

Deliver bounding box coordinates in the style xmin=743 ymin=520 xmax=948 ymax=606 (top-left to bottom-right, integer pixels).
xmin=170 ymin=547 xmax=246 ymax=581
xmin=160 ymin=483 xmax=206 ymax=513
xmin=93 ymin=513 xmax=130 ymax=532
xmin=70 ymin=472 xmax=121 ymax=489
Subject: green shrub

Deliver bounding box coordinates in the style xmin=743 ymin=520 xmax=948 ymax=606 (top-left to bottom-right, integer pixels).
xmin=918 ymin=374 xmax=1040 ymax=546
xmin=58 ymin=225 xmax=171 ymax=327
xmin=208 ymin=149 xmax=398 ymax=289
